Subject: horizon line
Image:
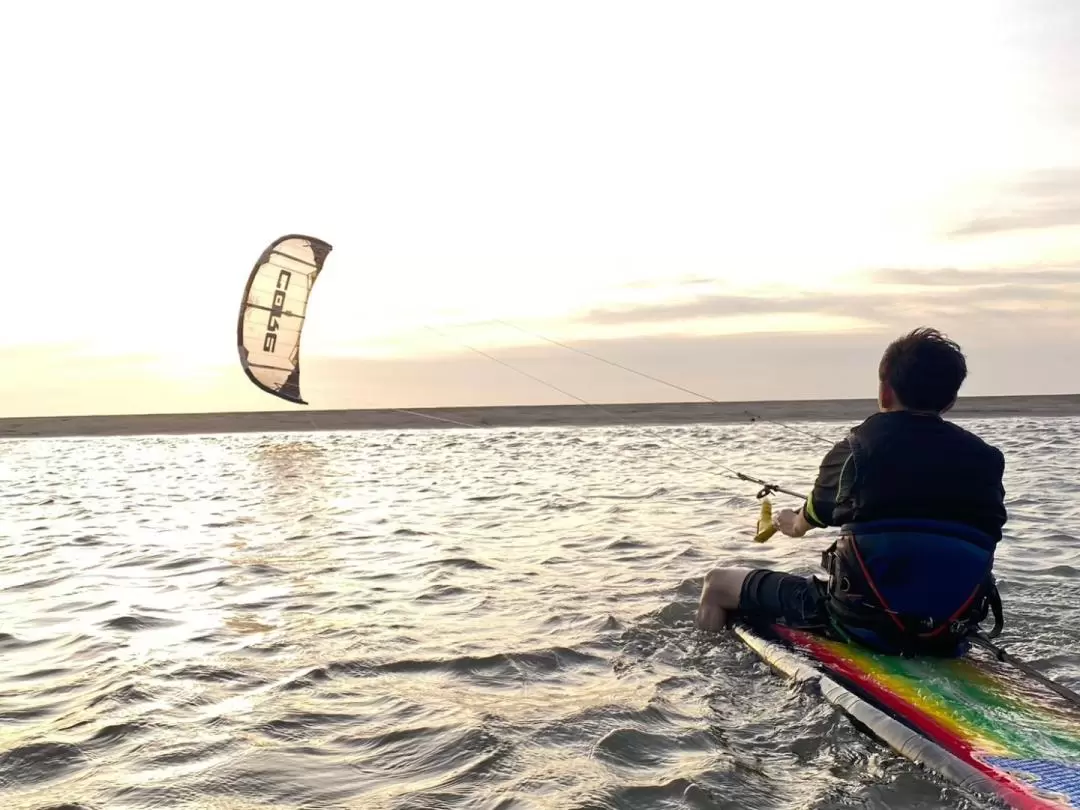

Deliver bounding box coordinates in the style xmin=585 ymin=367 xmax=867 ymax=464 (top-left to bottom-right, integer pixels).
xmin=4 ymin=393 xmax=1079 ymax=440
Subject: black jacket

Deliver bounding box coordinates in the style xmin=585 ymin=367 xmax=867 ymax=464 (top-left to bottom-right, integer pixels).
xmin=802 ymin=410 xmax=1007 ymax=542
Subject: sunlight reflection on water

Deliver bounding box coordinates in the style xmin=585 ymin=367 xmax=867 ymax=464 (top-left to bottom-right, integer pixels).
xmin=0 ymin=416 xmax=1077 ymax=808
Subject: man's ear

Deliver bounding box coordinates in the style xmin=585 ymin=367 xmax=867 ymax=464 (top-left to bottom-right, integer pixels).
xmin=878 ymin=380 xmax=895 ymax=411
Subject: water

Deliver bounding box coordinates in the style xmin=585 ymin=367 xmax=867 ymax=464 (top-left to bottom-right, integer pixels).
xmin=0 ymin=417 xmax=1078 ymax=810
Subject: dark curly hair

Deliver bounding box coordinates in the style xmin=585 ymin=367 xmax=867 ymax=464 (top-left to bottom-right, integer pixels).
xmin=878 ymin=327 xmax=967 ymax=412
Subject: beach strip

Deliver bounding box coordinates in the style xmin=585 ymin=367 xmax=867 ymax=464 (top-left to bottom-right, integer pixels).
xmin=2 ymin=395 xmax=1079 ymax=440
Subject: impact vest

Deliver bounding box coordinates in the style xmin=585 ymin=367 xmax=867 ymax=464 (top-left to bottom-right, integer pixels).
xmin=821 ymin=411 xmax=1007 ymax=656
xmin=831 ymin=411 xmax=1007 ymax=541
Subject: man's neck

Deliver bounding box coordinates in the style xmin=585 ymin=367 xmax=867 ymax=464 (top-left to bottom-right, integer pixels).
xmin=880 ymin=406 xmax=942 ymax=417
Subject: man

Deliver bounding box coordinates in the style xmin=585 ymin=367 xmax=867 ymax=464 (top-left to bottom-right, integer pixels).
xmin=696 ymin=327 xmax=1008 ymax=656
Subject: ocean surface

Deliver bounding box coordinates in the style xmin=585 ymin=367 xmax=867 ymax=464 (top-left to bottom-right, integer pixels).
xmin=1 ymin=417 xmax=1078 ymax=810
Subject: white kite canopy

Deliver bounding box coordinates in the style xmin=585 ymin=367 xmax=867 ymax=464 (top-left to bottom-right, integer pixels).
xmin=237 ymin=234 xmax=332 ymax=405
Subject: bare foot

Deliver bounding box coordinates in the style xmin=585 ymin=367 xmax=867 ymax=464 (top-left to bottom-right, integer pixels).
xmin=696 ymin=573 xmax=727 ymax=631
xmin=696 ymin=597 xmax=727 ymax=632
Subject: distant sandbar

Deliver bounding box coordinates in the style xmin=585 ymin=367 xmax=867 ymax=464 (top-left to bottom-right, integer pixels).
xmin=2 ymin=395 xmax=1079 ymax=439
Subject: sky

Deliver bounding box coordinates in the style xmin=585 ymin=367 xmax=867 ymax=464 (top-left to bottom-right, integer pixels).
xmin=2 ymin=0 xmax=1079 ymax=417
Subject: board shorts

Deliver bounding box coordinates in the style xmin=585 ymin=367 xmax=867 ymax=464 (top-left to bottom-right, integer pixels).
xmin=737 ymin=569 xmax=831 ymax=630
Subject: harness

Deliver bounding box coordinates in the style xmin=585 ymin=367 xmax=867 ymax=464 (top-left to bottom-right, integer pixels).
xmin=820 ymin=518 xmax=1004 ymax=657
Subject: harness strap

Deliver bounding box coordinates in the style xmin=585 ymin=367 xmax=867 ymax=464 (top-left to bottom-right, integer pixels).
xmin=820 ymin=531 xmax=1004 ymax=656
xmin=985 ymin=578 xmax=1004 ymax=639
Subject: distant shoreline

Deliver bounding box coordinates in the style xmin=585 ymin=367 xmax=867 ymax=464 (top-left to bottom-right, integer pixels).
xmin=2 ymin=394 xmax=1079 ymax=439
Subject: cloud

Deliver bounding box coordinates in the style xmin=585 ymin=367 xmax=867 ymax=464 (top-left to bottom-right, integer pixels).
xmin=5 ymin=304 xmax=1078 ymax=419
xmin=295 ymin=328 xmax=1080 ymax=410
xmin=0 ymin=344 xmax=237 ymax=418
xmin=950 ymin=167 xmax=1080 ymax=236
xmin=869 ymin=267 xmax=1080 ymax=287
xmin=621 ymin=275 xmax=721 ymax=290
xmin=580 ymin=293 xmax=840 ymax=324
xmin=575 ymin=266 xmax=1080 ymax=329
xmin=952 ymin=206 xmax=1080 ymax=237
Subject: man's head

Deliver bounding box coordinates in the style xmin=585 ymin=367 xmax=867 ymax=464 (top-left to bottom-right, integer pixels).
xmin=877 ymin=327 xmax=967 ymax=414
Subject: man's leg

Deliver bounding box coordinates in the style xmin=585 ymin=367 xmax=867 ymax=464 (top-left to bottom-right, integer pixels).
xmin=697 ymin=566 xmax=828 ymax=632
xmin=696 ymin=566 xmax=754 ymax=631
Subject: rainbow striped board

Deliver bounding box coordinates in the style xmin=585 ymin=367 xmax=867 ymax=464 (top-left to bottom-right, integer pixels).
xmin=733 ymin=622 xmax=1080 ymax=809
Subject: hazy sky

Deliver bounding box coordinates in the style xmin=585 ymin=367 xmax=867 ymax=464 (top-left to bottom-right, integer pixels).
xmin=3 ymin=1 xmax=1079 ymax=417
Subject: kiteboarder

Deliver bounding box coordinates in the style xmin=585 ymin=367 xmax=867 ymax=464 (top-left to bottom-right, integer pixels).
xmin=696 ymin=327 xmax=1009 ymax=656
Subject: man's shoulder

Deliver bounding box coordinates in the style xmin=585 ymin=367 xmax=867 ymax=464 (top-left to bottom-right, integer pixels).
xmin=848 ymin=411 xmax=884 ymax=434
xmin=854 ymin=411 xmax=1005 ymax=461
xmin=942 ymin=418 xmax=1002 ymax=449
xmin=941 ymin=418 xmax=1006 ymax=468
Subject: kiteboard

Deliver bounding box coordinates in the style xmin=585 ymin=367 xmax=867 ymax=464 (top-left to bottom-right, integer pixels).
xmin=733 ymin=621 xmax=1080 ymax=809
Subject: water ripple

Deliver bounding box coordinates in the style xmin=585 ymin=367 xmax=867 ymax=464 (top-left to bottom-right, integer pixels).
xmin=0 ymin=417 xmax=1076 ymax=808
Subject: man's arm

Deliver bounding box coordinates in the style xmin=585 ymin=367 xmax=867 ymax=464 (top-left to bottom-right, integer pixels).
xmin=775 ymin=436 xmax=853 ymax=537
xmin=802 ymin=435 xmax=853 ymax=528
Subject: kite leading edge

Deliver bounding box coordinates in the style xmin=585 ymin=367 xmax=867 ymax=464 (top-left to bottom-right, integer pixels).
xmin=237 ymin=234 xmax=333 ymax=405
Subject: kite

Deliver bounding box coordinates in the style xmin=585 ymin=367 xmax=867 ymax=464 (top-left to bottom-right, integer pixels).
xmin=236 ymin=234 xmax=332 ymax=404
